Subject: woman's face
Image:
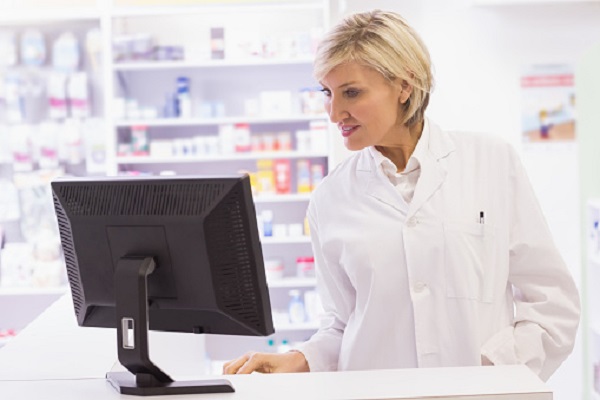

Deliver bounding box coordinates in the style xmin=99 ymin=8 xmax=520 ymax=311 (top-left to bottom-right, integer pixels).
xmin=320 ymin=62 xmax=407 ymax=151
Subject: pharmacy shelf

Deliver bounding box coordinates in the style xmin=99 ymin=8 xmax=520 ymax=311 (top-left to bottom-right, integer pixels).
xmin=113 ymin=57 xmax=314 ymax=71
xmin=115 ymin=114 xmax=328 ymax=127
xmin=261 ymin=236 xmax=311 ymax=245
xmin=254 ymin=193 xmax=311 ymax=203
xmin=116 ymin=151 xmax=328 ymax=164
xmin=0 ymin=286 xmax=68 ymax=297
xmin=274 ymin=321 xmax=319 ymax=332
xmin=0 ymin=8 xmax=102 ymax=23
xmin=111 ymin=2 xmax=324 ymax=17
xmin=267 ymin=277 xmax=316 ymax=288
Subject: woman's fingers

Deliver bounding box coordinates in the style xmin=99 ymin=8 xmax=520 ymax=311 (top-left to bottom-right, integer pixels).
xmin=237 ymin=353 xmax=272 ymax=374
xmin=222 ymin=352 xmax=254 ymax=374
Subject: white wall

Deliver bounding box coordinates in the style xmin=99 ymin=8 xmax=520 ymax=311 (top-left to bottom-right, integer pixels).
xmin=332 ymin=1 xmax=600 ymax=399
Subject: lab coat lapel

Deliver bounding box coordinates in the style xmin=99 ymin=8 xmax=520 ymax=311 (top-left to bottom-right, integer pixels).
xmin=356 ymin=150 xmax=407 ymax=213
xmin=407 ymin=121 xmax=455 ymax=219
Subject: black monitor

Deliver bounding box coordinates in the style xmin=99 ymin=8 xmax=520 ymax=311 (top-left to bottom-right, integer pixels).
xmin=51 ymin=174 xmax=274 ymax=396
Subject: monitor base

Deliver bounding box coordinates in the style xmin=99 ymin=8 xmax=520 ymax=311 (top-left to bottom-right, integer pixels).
xmin=106 ymin=371 xmax=235 ymax=396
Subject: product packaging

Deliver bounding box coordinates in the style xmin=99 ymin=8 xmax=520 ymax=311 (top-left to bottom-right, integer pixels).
xmin=20 ymin=30 xmax=46 ymax=67
xmin=67 ymin=72 xmax=90 ymax=118
xmin=83 ymin=118 xmax=107 ymax=173
xmin=296 ymin=256 xmax=315 ymax=278
xmin=175 ymin=76 xmax=192 ymax=118
xmin=309 ymin=120 xmax=329 ymax=152
xmin=219 ymin=124 xmax=235 ymax=154
xmin=0 ymin=30 xmax=17 ymax=67
xmin=311 ymin=164 xmax=324 ymax=190
xmin=264 ymin=258 xmax=284 ymax=282
xmin=256 ymin=159 xmax=275 ymax=194
xmin=303 ymin=290 xmax=323 ymax=322
xmin=38 ymin=121 xmax=60 ymax=169
xmin=299 ymin=87 xmax=325 ymax=115
xmin=5 ymin=73 xmax=23 ymax=123
xmin=61 ymin=118 xmax=83 ymax=164
xmin=131 ymin=125 xmax=149 ymax=156
xmin=288 ymin=223 xmax=303 ymax=237
xmin=273 ymin=159 xmax=291 ymax=194
xmin=261 ymin=209 xmax=273 ymax=237
xmin=296 ymin=159 xmax=311 ymax=193
xmin=276 ymin=131 xmax=292 ymax=151
xmin=85 ymin=28 xmax=102 ymax=72
xmin=259 ymin=90 xmax=292 ymax=116
xmin=273 ymin=224 xmax=287 ymax=238
xmin=0 ymin=178 xmax=20 ymax=221
xmin=47 ymin=72 xmax=68 ymax=120
xmin=9 ymin=124 xmax=33 ymax=172
xmin=295 ymin=129 xmax=311 ymax=153
xmin=234 ymin=123 xmax=251 ymax=152
xmin=288 ymin=289 xmax=305 ymax=324
xmin=52 ymin=32 xmax=80 ymax=73
xmin=210 ymin=27 xmax=225 ymax=59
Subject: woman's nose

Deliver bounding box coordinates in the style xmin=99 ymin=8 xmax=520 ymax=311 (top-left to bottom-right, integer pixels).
xmin=326 ymin=96 xmax=348 ymax=124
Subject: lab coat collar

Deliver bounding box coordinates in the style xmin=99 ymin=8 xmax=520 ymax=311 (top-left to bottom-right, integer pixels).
xmin=357 ymin=118 xmax=456 ymax=217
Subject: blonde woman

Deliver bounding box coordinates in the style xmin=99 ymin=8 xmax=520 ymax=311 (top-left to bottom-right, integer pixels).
xmin=224 ymin=10 xmax=580 ymax=380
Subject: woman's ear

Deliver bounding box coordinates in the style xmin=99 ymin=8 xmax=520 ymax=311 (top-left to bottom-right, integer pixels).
xmin=399 ymin=80 xmax=413 ymax=104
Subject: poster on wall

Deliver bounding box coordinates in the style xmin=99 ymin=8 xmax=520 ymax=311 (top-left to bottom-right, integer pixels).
xmin=521 ymin=64 xmax=576 ymax=148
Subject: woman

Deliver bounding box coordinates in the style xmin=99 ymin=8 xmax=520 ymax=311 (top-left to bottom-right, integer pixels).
xmin=223 ymin=10 xmax=580 ymax=380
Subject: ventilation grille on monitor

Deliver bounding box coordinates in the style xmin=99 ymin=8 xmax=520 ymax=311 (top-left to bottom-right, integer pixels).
xmin=205 ymin=187 xmax=262 ymax=330
xmin=53 ymin=192 xmax=84 ymax=318
xmin=59 ymin=182 xmax=226 ymax=216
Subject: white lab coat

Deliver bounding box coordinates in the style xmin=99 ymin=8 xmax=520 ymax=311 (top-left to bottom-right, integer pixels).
xmin=296 ymin=118 xmax=580 ymax=381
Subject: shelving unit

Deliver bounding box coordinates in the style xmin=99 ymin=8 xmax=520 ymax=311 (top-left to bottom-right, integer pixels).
xmin=0 ymin=0 xmax=330 ymax=359
xmin=0 ymin=3 xmax=106 ymax=348
xmin=115 ymin=114 xmax=326 ymax=127
xmin=115 ymin=150 xmax=329 ymax=164
xmin=105 ymin=0 xmax=331 ymax=363
xmin=113 ymin=57 xmax=316 ymax=71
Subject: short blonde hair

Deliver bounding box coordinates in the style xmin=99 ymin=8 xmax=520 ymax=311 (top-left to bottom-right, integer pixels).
xmin=314 ymin=10 xmax=434 ymax=127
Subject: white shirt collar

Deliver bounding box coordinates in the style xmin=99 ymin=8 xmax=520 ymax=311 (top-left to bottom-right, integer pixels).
xmin=367 ymin=118 xmax=430 ymax=175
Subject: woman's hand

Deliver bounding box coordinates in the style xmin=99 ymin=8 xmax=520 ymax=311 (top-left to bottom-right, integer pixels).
xmin=222 ymin=351 xmax=310 ymax=374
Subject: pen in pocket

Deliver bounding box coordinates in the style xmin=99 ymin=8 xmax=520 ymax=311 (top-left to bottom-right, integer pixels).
xmin=479 ymin=211 xmax=485 ymax=224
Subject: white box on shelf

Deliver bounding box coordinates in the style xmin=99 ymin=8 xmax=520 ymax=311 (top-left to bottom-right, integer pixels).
xmin=260 ymin=90 xmax=292 ymax=116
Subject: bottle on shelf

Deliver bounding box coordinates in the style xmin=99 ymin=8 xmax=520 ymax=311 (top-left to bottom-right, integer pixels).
xmin=175 ymin=76 xmax=192 ymax=118
xmin=288 ymin=289 xmax=305 ymax=324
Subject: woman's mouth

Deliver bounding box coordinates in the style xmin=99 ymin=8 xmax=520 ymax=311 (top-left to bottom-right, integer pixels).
xmin=340 ymin=125 xmax=359 ymax=138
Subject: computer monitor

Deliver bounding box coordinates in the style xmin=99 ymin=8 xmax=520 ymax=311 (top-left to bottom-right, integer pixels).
xmin=51 ymin=174 xmax=274 ymax=396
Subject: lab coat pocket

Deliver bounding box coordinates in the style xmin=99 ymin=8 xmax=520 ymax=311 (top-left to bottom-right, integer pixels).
xmin=443 ymin=221 xmax=496 ymax=303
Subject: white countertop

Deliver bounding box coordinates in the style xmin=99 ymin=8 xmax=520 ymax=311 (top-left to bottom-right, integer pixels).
xmin=0 ymin=293 xmax=552 ymax=400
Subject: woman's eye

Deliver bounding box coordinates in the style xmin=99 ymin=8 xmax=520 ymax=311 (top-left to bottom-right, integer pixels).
xmin=320 ymin=88 xmax=331 ymax=97
xmin=344 ymin=89 xmax=360 ymax=98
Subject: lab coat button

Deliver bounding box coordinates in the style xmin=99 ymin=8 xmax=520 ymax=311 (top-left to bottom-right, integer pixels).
xmin=407 ymin=217 xmax=418 ymax=228
xmin=413 ymin=282 xmax=426 ymax=293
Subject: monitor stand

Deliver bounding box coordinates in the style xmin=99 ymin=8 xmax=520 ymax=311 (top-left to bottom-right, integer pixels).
xmin=105 ymin=256 xmax=235 ymax=396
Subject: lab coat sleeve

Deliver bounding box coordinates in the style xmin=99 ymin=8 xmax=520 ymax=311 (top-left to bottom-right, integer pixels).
xmin=294 ymin=198 xmax=356 ymax=372
xmin=480 ymin=145 xmax=581 ymax=381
